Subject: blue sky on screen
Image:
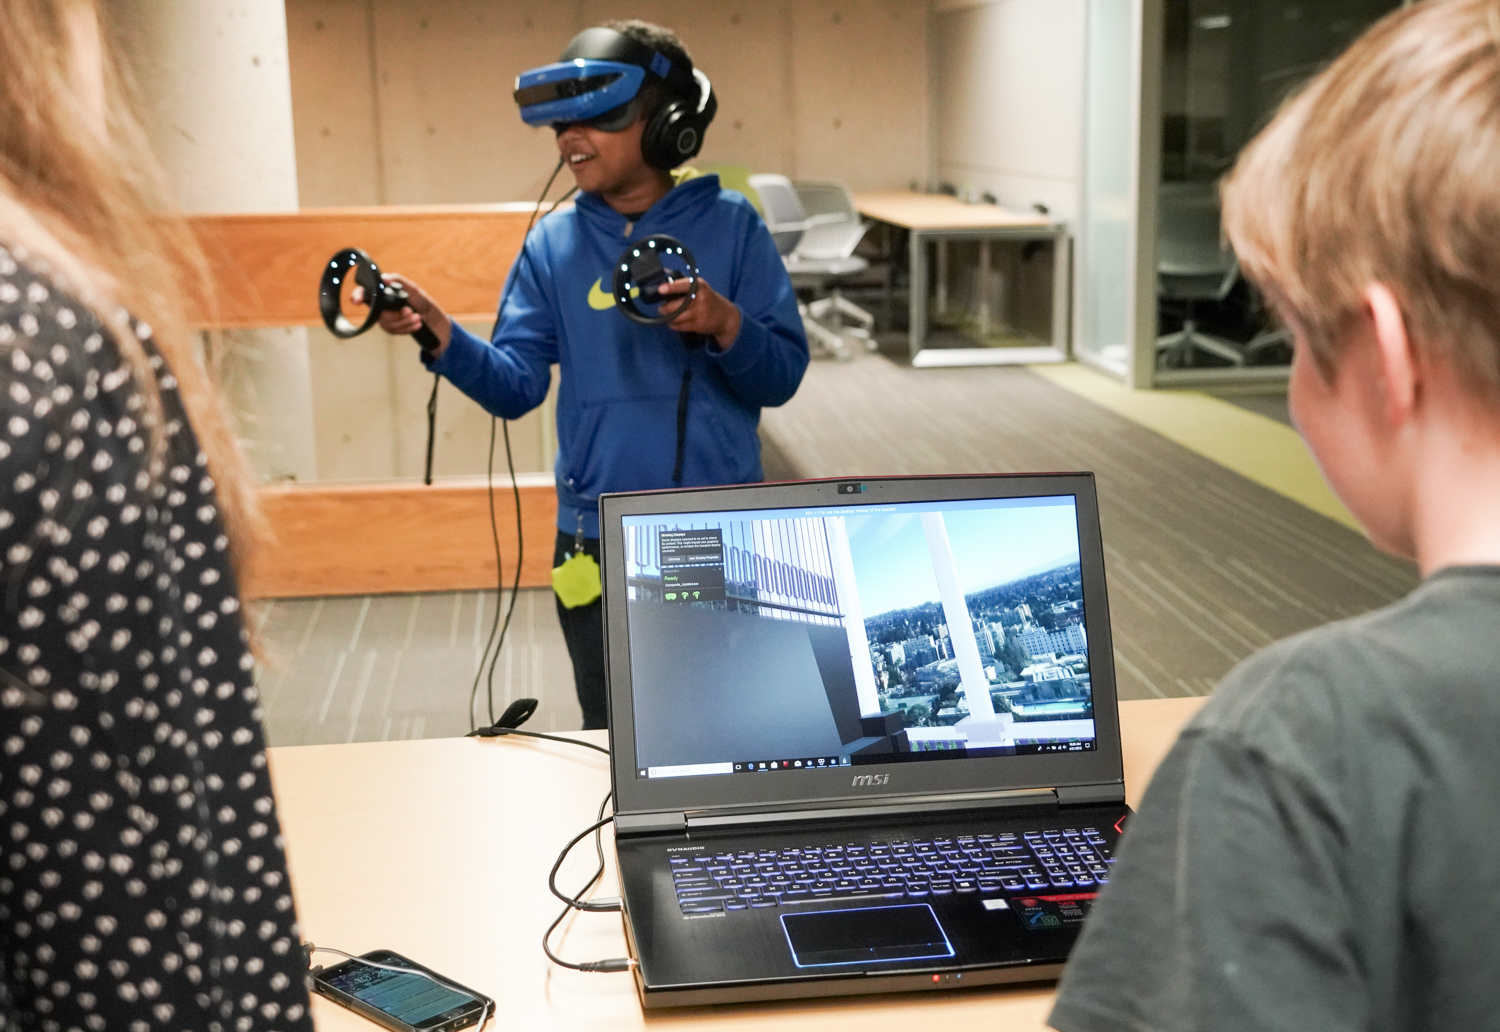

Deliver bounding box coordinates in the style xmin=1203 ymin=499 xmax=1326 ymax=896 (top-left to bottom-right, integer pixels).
xmin=845 ymin=502 xmax=1080 ymax=620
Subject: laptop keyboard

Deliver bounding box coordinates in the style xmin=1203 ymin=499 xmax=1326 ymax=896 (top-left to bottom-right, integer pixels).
xmin=670 ymin=827 xmax=1114 ymax=914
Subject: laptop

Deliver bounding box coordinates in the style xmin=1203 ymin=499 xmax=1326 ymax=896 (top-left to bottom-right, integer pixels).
xmin=599 ymin=473 xmax=1128 ymax=1008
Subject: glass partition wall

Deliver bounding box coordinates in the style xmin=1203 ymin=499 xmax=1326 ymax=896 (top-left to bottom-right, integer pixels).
xmin=1150 ymin=0 xmax=1400 ymax=385
xmin=1076 ymin=0 xmax=1147 ymax=380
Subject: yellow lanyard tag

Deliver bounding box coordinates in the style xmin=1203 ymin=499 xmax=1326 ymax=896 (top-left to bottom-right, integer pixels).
xmin=552 ymin=551 xmax=602 ymax=609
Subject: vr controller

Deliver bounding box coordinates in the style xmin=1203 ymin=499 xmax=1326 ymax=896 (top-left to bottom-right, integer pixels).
xmin=320 ymin=237 xmax=697 ymax=339
xmin=612 ymin=235 xmax=698 ymax=327
xmin=318 ymin=248 xmax=442 ymax=352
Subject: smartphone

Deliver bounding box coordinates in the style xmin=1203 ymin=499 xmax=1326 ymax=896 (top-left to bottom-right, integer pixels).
xmin=311 ymin=949 xmax=493 ymax=1032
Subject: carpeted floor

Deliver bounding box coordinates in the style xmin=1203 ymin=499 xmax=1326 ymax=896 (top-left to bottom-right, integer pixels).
xmin=253 ymin=588 xmax=579 ymax=746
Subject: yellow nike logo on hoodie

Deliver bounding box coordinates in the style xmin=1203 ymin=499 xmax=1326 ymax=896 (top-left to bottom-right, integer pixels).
xmin=587 ymin=278 xmax=615 ymax=311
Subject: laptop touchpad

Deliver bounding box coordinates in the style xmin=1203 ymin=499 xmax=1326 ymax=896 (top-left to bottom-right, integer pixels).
xmin=781 ymin=904 xmax=955 ymax=967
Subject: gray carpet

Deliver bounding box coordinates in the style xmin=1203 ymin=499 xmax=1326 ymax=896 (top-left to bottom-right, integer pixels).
xmin=253 ymin=588 xmax=578 ymax=746
xmin=255 ymin=351 xmax=1415 ymax=744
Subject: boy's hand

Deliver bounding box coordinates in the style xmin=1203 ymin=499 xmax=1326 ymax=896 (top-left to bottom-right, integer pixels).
xmin=350 ymin=274 xmax=453 ymax=356
xmin=660 ymin=276 xmax=742 ymax=350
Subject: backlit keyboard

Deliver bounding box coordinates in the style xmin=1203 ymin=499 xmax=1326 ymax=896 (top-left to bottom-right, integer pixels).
xmin=670 ymin=827 xmax=1114 ymax=914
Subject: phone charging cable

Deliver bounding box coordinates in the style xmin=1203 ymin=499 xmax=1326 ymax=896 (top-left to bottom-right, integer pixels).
xmin=304 ymin=944 xmax=494 ymax=1032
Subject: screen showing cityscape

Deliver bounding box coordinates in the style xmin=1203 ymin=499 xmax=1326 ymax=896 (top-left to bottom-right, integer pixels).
xmin=621 ymin=496 xmax=1095 ymax=779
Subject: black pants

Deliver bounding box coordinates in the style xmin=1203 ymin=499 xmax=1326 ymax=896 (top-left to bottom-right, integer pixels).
xmin=553 ymin=531 xmax=608 ymax=730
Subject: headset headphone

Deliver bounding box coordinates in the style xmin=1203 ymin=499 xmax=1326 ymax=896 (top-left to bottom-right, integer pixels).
xmin=514 ymin=26 xmax=717 ymax=170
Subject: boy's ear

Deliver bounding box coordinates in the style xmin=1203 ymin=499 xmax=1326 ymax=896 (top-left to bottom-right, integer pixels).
xmin=1363 ymin=282 xmax=1419 ymax=426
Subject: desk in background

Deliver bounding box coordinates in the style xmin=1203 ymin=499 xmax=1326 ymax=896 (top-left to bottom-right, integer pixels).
xmin=270 ymin=697 xmax=1204 ymax=1032
xmin=854 ymin=192 xmax=1069 ymax=369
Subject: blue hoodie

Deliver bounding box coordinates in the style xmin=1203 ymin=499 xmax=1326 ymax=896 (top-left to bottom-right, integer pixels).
xmin=427 ymin=174 xmax=809 ymax=538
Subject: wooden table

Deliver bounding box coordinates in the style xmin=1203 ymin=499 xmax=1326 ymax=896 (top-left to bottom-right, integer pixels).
xmin=853 ymin=192 xmax=1070 ymax=369
xmin=268 ymin=696 xmax=1204 ymax=1031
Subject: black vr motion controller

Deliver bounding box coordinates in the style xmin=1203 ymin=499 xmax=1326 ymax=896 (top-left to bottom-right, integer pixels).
xmin=318 ymin=247 xmax=444 ymax=485
xmin=612 ymin=235 xmax=699 ymax=327
xmin=319 ymin=247 xmax=442 ymax=353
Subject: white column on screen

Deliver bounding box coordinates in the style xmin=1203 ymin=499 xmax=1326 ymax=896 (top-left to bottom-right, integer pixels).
xmin=919 ymin=512 xmax=998 ymax=721
xmin=823 ymin=517 xmax=881 ymax=718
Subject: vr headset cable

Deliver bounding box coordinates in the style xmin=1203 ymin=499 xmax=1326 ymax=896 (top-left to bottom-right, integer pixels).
xmin=465 ymin=156 xmax=577 ymax=732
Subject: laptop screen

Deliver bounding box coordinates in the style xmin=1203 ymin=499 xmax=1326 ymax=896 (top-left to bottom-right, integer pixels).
xmin=620 ymin=494 xmax=1097 ymax=781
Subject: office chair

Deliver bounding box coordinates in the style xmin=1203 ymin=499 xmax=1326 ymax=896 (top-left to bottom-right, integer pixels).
xmin=1156 ymin=181 xmax=1245 ymax=367
xmin=790 ymin=180 xmax=878 ymax=351
xmin=747 ymin=173 xmax=858 ymax=360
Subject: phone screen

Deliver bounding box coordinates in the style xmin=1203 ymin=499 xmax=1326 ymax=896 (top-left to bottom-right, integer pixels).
xmin=322 ymin=957 xmax=480 ymax=1028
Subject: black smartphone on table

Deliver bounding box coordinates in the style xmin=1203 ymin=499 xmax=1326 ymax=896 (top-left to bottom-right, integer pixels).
xmin=311 ymin=949 xmax=493 ymax=1032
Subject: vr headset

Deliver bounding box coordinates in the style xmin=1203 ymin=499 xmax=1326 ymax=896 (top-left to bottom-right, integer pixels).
xmin=513 ymin=26 xmax=717 ymax=169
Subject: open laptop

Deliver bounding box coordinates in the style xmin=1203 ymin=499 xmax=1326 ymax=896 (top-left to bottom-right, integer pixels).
xmin=599 ymin=473 xmax=1128 ymax=1008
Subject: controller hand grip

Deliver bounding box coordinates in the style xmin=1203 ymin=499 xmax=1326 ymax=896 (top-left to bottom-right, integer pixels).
xmin=319 ymin=247 xmax=440 ymax=352
xmin=612 ymin=236 xmax=698 ymax=326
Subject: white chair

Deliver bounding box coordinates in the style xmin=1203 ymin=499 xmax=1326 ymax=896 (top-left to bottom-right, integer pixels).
xmin=747 ymin=173 xmax=858 ymax=360
xmin=789 ymin=180 xmax=877 ymax=350
xmin=1155 ymin=182 xmax=1245 ymax=367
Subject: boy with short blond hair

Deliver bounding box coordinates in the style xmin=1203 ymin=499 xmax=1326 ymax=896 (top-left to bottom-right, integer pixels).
xmin=1049 ymin=2 xmax=1500 ymax=1029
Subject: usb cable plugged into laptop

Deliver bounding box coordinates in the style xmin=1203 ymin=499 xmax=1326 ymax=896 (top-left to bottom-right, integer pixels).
xmin=465 ymin=703 xmax=629 ymax=971
xmin=542 ymin=793 xmax=636 ymax=973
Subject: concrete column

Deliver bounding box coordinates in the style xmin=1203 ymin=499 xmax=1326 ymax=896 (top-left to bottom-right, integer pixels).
xmin=110 ymin=0 xmax=318 ymax=482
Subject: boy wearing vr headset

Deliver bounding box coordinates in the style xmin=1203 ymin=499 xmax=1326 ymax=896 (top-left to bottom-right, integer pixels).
xmin=374 ymin=21 xmax=808 ymax=730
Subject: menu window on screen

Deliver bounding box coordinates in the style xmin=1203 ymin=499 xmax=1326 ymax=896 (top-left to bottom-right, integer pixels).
xmin=621 ymin=497 xmax=1097 ymax=780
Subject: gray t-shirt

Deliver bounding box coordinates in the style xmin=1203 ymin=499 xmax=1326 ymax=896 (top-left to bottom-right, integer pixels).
xmin=1049 ymin=566 xmax=1500 ymax=1032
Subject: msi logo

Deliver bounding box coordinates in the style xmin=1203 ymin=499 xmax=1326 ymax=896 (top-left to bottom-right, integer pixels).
xmin=851 ymin=774 xmax=890 ymax=787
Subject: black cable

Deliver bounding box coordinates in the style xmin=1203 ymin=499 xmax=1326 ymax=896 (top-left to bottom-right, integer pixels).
xmin=465 ymin=160 xmax=573 ymax=731
xmin=542 ymin=793 xmax=633 ymax=973
xmin=546 ymin=802 xmax=615 ymax=911
xmin=464 ymin=725 xmax=609 ymax=756
xmin=482 ymin=421 xmax=524 ymax=721
xmin=463 ymin=715 xmax=624 ymax=970
xmin=423 ymin=373 xmax=440 ymax=485
xmin=479 ymin=416 xmax=503 ymax=726
xmin=671 ymin=368 xmax=692 ymax=484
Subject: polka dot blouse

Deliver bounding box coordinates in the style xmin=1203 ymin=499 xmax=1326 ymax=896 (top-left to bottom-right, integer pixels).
xmin=0 ymin=247 xmax=313 ymax=1032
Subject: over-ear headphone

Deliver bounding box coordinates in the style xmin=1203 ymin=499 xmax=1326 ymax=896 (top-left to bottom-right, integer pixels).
xmin=641 ymin=66 xmax=717 ymax=170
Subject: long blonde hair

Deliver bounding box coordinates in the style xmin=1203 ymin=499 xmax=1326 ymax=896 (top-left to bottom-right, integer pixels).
xmin=0 ymin=0 xmax=264 ymax=589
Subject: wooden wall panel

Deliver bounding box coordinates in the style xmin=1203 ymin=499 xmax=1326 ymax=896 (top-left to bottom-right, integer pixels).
xmin=188 ymin=205 xmax=536 ymax=329
xmin=247 ymin=478 xmax=559 ymax=598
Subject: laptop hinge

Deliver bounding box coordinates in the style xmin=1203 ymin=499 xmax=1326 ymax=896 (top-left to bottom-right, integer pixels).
xmin=615 ymin=811 xmax=687 ymax=837
xmin=683 ymin=787 xmax=1057 ymax=833
xmin=1056 ymin=782 xmax=1126 ymax=807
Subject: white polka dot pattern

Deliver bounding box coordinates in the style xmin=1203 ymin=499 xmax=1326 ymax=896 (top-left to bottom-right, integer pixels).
xmin=0 ymin=249 xmax=312 ymax=1032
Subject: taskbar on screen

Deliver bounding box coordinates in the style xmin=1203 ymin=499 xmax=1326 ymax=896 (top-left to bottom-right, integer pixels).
xmin=636 ymin=739 xmax=1095 ymax=779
